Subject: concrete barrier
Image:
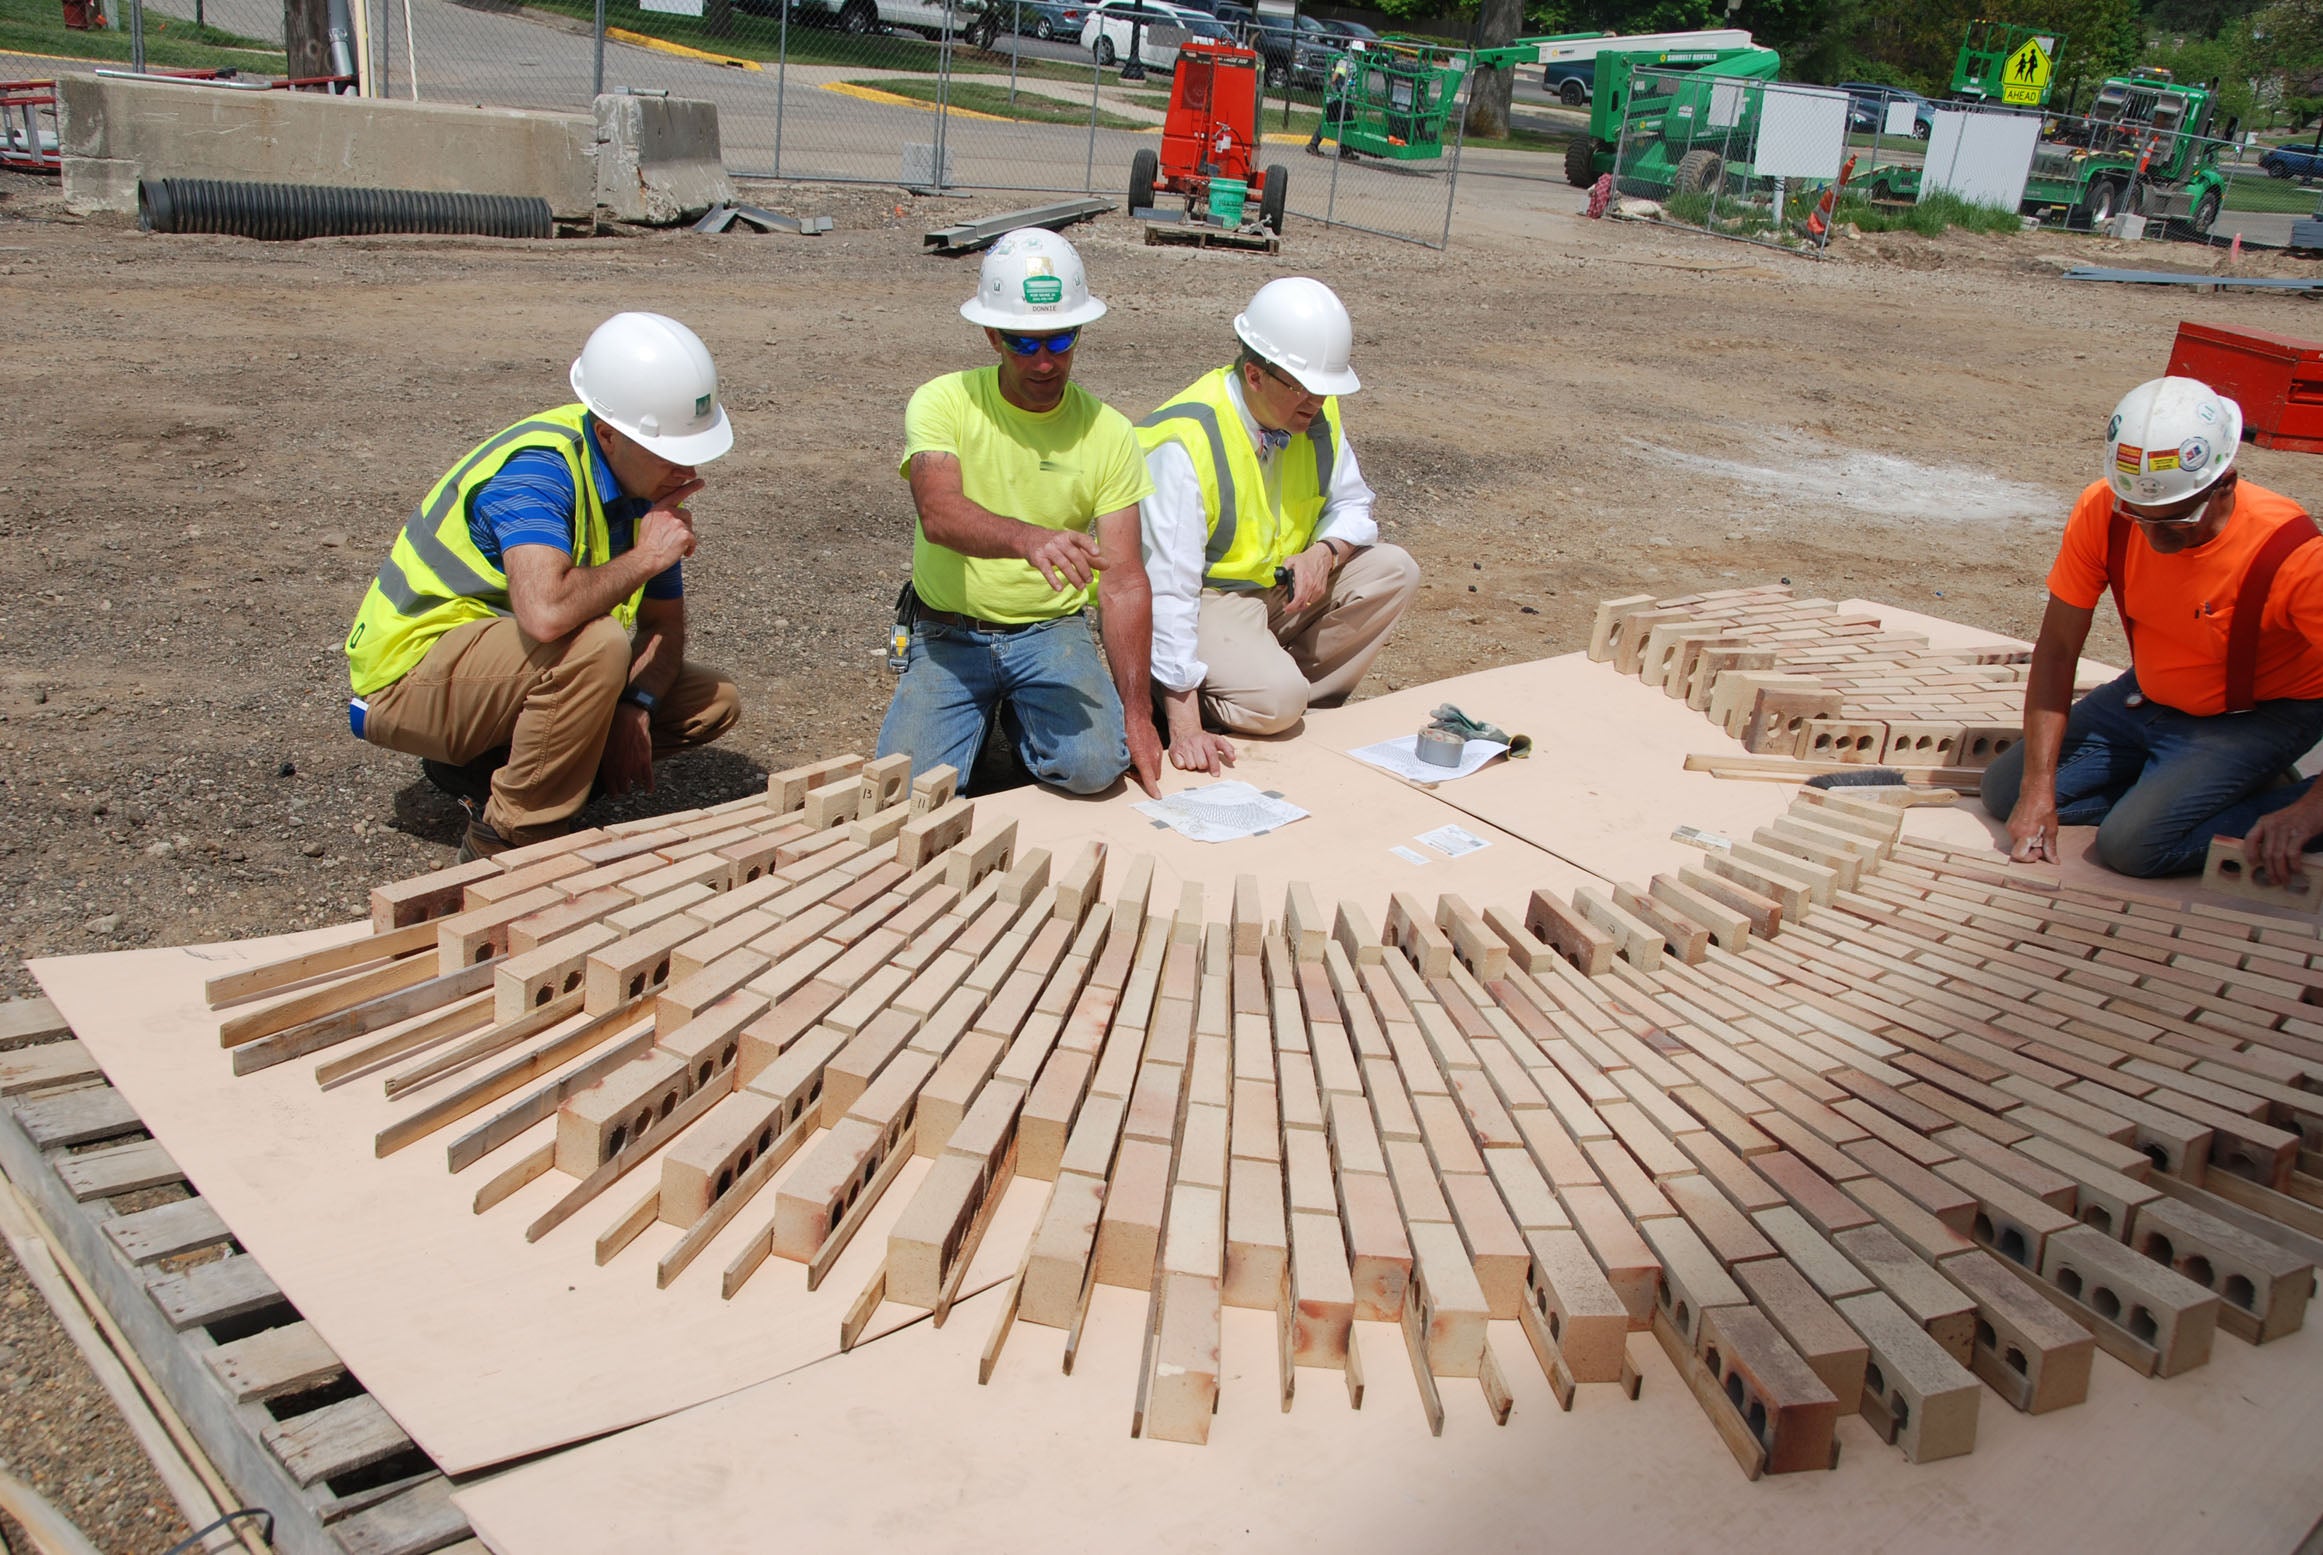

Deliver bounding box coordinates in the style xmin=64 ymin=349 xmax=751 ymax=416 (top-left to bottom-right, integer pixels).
xmin=594 ymin=93 xmax=730 ymax=225
xmin=59 ymin=77 xmax=731 ymax=227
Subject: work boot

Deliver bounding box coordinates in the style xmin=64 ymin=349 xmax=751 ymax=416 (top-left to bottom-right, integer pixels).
xmin=455 ymin=816 xmax=515 ymax=864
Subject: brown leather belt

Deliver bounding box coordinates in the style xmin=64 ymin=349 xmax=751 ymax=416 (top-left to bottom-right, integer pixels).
xmin=914 ymin=605 xmax=1070 ymax=635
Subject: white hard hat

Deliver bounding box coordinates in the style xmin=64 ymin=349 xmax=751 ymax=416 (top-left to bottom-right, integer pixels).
xmin=568 ymin=312 xmax=733 ymax=465
xmin=2105 ymin=376 xmax=2241 ymax=506
xmin=961 ymin=228 xmax=1108 ymax=330
xmin=1235 ymin=276 xmax=1359 ymax=396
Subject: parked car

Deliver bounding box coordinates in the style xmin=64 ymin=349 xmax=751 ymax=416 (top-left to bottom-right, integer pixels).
xmin=783 ymin=0 xmax=975 ymax=38
xmin=978 ymin=0 xmax=1085 ymax=38
xmin=1837 ymin=82 xmax=1935 ymax=140
xmin=1213 ymin=3 xmax=1334 ymax=88
xmin=1081 ymin=0 xmax=1202 ymax=71
xmin=1542 ymin=57 xmax=1593 ymax=105
xmin=2259 ymin=142 xmax=2323 ymax=181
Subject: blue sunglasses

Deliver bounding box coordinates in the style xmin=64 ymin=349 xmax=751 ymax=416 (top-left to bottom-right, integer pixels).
xmin=1000 ymin=329 xmax=1080 ymax=356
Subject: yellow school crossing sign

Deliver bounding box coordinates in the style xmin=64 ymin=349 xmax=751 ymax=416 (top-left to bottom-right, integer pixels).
xmin=2002 ymin=34 xmax=2056 ymax=105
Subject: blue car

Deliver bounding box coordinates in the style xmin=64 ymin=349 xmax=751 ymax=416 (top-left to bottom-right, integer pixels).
xmin=1837 ymin=82 xmax=1935 ymax=141
xmin=2259 ymin=143 xmax=2323 ymax=182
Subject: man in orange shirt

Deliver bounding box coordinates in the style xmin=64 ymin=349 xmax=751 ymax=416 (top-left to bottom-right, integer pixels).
xmin=1984 ymin=377 xmax=2323 ymax=880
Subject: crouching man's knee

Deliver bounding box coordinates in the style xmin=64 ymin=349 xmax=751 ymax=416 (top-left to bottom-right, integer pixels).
xmin=1205 ymin=671 xmax=1309 ymax=737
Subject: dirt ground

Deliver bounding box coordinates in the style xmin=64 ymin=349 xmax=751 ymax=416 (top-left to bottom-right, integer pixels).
xmin=2 ymin=165 xmax=2321 ymax=1546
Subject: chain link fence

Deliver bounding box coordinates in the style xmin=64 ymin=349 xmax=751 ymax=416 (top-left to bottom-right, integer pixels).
xmin=1601 ymin=67 xmax=1855 ymax=254
xmin=101 ymin=0 xmax=1462 ymax=241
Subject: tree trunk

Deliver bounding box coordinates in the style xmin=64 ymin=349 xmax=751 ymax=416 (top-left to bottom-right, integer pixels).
xmin=284 ymin=0 xmax=332 ymax=77
xmin=1461 ymin=0 xmax=1522 ymax=140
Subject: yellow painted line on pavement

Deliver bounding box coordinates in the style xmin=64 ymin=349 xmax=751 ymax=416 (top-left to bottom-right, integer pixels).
xmin=604 ymin=27 xmax=762 ymax=70
xmin=821 ymin=80 xmax=1010 ymax=121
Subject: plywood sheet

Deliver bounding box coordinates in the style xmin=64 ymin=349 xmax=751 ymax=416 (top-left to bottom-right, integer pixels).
xmin=968 ymin=726 xmax=1595 ymax=917
xmin=458 ymin=1275 xmax=2323 ymax=1555
xmin=31 ymin=937 xmax=951 ymax=1476
xmin=1295 ymin=654 xmax=1801 ymax=885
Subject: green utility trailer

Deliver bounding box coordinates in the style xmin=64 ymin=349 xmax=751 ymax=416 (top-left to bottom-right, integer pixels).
xmin=1559 ymin=44 xmax=1783 ymax=189
xmin=1331 ymin=31 xmax=1606 ymax=161
xmin=1861 ymin=72 xmax=2233 ymax=237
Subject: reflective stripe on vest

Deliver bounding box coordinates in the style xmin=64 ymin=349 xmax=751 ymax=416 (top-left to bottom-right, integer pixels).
xmin=1136 ymin=368 xmax=1344 ymax=591
xmin=343 ymin=405 xmax=636 ymax=697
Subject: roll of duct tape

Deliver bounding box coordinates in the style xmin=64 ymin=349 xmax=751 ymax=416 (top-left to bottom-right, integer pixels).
xmin=1415 ymin=726 xmax=1465 ymax=768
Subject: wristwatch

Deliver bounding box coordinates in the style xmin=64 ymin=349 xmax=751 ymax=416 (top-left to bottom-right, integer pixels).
xmin=621 ymin=687 xmax=661 ymax=716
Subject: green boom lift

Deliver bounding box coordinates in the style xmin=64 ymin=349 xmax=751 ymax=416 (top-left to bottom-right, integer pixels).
xmin=1559 ymin=44 xmax=1783 ymax=189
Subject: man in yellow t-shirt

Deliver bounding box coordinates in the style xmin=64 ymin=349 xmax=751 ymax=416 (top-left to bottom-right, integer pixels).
xmin=876 ymin=229 xmax=1163 ymax=797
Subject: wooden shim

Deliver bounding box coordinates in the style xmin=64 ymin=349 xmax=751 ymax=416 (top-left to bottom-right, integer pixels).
xmin=472 ymin=1140 xmax=555 ymax=1214
xmin=979 ymin=1230 xmax=1037 ymax=1384
xmin=376 ymin=1007 xmax=649 ymax=1158
xmin=1399 ymin=1281 xmax=1448 ymax=1437
xmin=1516 ymin=1296 xmax=1578 ymax=1412
xmin=840 ymin=1262 xmax=888 ymax=1353
xmin=595 ymin=1182 xmax=665 ymax=1266
xmin=313 ymin=993 xmax=496 ymax=1091
xmin=656 ymin=1107 xmax=816 ymax=1288
xmin=806 ymin=1122 xmax=918 ymax=1292
xmin=1652 ymin=1306 xmax=1766 ymax=1481
xmin=524 ymin=1069 xmax=737 ymax=1243
xmin=217 ymin=952 xmax=445 ymax=1052
xmin=205 ymin=920 xmax=439 ymax=1009
xmin=382 ymin=989 xmax=588 ymax=1101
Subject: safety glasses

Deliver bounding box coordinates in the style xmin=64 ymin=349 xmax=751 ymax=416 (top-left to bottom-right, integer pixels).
xmin=1000 ymin=329 xmax=1080 ymax=356
xmin=2113 ymin=490 xmax=2214 ymax=528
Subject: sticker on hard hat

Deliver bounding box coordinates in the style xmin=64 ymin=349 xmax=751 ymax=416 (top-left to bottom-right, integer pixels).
xmin=2181 ymin=437 xmax=2210 ymax=471
xmin=2149 ymin=449 xmax=2180 ymax=472
xmin=2115 ymin=442 xmax=2144 ymax=474
xmin=695 ymin=393 xmax=712 ymax=417
xmin=1023 ymin=277 xmax=1064 ymax=305
xmin=2107 ymin=413 xmax=2122 ymax=440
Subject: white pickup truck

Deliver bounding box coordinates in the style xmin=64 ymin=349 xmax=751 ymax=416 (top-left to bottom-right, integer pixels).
xmin=799 ymin=0 xmax=978 ymax=38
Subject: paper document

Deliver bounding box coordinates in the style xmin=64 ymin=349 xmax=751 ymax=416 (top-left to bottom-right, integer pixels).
xmin=1346 ymin=735 xmax=1509 ymax=785
xmin=1416 ymin=824 xmax=1491 ymax=858
xmin=1133 ymin=780 xmax=1309 ymax=844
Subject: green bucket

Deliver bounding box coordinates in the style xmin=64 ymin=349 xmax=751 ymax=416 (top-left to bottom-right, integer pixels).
xmin=1208 ymin=178 xmax=1248 ymax=227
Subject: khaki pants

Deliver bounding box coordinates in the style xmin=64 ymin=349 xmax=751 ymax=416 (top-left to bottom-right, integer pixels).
xmin=1195 ymin=543 xmax=1420 ymax=735
xmin=364 ymin=616 xmax=741 ymax=843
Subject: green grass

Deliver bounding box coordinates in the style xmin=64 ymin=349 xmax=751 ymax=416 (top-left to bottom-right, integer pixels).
xmin=2220 ymin=174 xmax=2323 ymax=213
xmin=847 ymin=74 xmax=1148 ymax=127
xmin=0 ymin=0 xmax=284 ymax=71
xmin=1832 ymin=188 xmax=2021 ymax=235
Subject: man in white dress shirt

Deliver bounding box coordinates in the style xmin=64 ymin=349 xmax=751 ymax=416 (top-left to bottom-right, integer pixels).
xmin=1135 ymin=277 xmax=1421 ymax=773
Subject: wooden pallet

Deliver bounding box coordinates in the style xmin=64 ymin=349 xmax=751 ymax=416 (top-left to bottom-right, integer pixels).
xmin=1141 ymin=220 xmax=1281 ymax=253
xmin=0 ymin=998 xmax=476 ymax=1555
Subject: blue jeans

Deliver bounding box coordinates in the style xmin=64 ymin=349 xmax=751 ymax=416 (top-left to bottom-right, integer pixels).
xmin=875 ymin=613 xmax=1129 ymax=797
xmin=1980 ymin=671 xmax=2323 ymax=877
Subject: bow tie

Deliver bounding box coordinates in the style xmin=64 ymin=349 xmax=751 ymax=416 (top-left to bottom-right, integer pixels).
xmin=1258 ymin=428 xmax=1292 ymax=457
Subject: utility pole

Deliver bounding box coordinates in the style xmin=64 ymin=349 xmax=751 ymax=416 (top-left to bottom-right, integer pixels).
xmin=284 ymin=0 xmax=333 ymax=78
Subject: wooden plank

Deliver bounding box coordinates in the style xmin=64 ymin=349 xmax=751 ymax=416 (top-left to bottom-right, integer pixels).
xmin=375 ymin=1008 xmax=651 ymax=1158
xmin=103 ymin=1196 xmax=231 ymax=1264
xmin=204 ymin=920 xmax=439 ymax=1008
xmin=260 ymin=1394 xmax=414 ymax=1488
xmin=0 ymin=1039 xmax=99 ymax=1096
xmin=145 ymin=1253 xmax=282 ymax=1331
xmin=0 ymin=997 xmax=70 ymax=1049
xmin=54 ymin=1138 xmax=183 ymax=1202
xmin=331 ymin=1477 xmax=469 ymax=1555
xmin=204 ymin=1320 xmax=346 ymax=1404
xmin=13 ymin=1087 xmax=141 ymax=1148
xmin=231 ymin=960 xmax=502 ymax=1075
xmin=216 ymin=953 xmax=442 ymax=1049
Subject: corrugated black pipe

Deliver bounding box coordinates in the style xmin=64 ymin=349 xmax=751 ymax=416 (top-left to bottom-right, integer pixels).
xmin=138 ymin=178 xmax=553 ymax=240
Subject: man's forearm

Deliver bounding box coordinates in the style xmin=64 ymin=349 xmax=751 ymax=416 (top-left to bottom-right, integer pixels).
xmin=1161 ymin=686 xmax=1204 ymax=741
xmin=2016 ymin=644 xmax=2080 ymax=794
xmin=1098 ymin=579 xmax=1156 ymax=734
xmin=521 ymin=551 xmax=667 ymax=643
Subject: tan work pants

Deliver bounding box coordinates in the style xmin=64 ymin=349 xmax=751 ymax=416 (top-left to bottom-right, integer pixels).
xmin=363 ymin=616 xmax=741 ymax=843
xmin=1195 ymin=543 xmax=1420 ymax=735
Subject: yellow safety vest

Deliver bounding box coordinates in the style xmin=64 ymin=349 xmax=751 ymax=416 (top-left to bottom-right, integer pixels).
xmin=343 ymin=405 xmax=641 ymax=696
xmin=1137 ymin=368 xmax=1345 ymax=591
